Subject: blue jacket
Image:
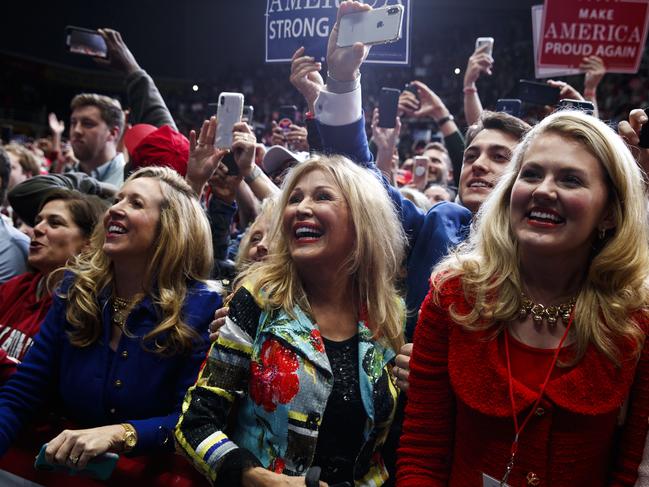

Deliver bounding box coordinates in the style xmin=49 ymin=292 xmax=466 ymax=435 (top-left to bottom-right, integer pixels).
xmin=176 ymin=285 xmax=398 ymax=486
xmin=316 ymin=117 xmax=472 ymax=340
xmin=0 ymin=277 xmax=221 ymax=456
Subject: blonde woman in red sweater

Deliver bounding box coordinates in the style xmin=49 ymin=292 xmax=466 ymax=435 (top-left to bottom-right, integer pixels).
xmin=398 ymin=111 xmax=649 ymax=486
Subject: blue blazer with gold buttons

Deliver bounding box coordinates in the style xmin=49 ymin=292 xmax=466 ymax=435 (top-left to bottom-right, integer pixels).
xmin=0 ymin=276 xmax=221 ymax=456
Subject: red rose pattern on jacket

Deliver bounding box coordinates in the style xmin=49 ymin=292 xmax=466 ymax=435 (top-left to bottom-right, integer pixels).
xmin=308 ymin=329 xmax=325 ymax=353
xmin=250 ymin=338 xmax=300 ymax=412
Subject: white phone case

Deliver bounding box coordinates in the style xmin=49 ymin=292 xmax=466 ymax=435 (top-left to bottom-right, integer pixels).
xmin=336 ymin=5 xmax=404 ymax=48
xmin=215 ymin=92 xmax=244 ymax=149
xmin=475 ymin=37 xmax=494 ymax=56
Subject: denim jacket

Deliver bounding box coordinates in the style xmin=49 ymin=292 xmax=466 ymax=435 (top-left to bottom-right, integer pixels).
xmin=175 ymin=285 xmax=399 ymax=486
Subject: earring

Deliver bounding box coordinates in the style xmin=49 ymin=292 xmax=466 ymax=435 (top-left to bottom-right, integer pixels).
xmin=598 ymin=228 xmax=606 ymax=240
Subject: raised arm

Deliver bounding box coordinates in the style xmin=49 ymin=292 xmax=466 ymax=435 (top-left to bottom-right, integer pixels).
xmin=580 ymin=55 xmax=605 ymax=119
xmin=463 ymin=43 xmax=493 ymax=126
xmin=98 ymin=28 xmax=177 ymax=129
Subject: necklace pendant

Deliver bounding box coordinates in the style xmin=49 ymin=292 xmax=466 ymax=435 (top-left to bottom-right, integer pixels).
xmin=532 ymin=314 xmax=543 ymax=325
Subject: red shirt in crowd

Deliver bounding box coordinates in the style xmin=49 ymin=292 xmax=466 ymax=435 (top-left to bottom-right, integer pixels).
xmin=0 ymin=272 xmax=52 ymax=383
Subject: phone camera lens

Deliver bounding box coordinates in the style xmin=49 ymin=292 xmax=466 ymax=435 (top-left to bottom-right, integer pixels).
xmin=220 ymin=97 xmax=224 ymax=105
xmin=388 ymin=7 xmax=398 ymax=14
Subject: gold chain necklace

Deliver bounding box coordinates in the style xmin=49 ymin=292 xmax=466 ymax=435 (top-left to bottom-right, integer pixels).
xmin=518 ymin=293 xmax=576 ymax=327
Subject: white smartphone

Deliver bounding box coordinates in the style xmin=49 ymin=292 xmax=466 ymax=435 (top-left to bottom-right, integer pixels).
xmin=336 ymin=5 xmax=404 ymax=48
xmin=475 ymin=37 xmax=494 ymax=56
xmin=215 ymin=92 xmax=244 ymax=149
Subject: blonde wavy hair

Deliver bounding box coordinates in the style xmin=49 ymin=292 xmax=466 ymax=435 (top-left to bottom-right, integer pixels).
xmin=239 ymin=155 xmax=407 ymax=352
xmin=434 ymin=110 xmax=649 ymax=365
xmin=63 ymin=166 xmax=213 ymax=356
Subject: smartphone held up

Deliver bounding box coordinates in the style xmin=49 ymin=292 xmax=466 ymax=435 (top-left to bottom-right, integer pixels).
xmin=336 ymin=5 xmax=404 ymax=48
xmin=214 ymin=92 xmax=244 ymax=149
xmin=65 ymin=26 xmax=108 ymax=59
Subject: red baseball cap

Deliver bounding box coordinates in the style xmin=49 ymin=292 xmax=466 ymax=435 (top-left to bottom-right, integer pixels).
xmin=125 ymin=124 xmax=189 ymax=176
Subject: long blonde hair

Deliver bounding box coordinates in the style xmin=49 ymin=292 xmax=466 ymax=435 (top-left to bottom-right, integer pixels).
xmin=239 ymin=155 xmax=407 ymax=352
xmin=64 ymin=167 xmax=213 ymax=355
xmin=435 ymin=110 xmax=649 ymax=365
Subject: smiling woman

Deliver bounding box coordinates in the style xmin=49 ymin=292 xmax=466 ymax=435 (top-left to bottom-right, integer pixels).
xmin=0 ymin=167 xmax=222 ymax=484
xmin=398 ymin=111 xmax=649 ymax=486
xmin=176 ymin=155 xmax=408 ymax=486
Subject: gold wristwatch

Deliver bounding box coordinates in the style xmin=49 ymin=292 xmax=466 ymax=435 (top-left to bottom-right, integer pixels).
xmin=121 ymin=423 xmax=138 ymax=452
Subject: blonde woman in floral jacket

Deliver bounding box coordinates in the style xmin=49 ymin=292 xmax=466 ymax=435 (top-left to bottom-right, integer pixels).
xmin=175 ymin=155 xmax=407 ymax=486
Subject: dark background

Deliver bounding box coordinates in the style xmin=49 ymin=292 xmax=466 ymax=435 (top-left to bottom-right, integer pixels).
xmin=1 ymin=0 xmax=540 ymax=78
xmin=2 ymin=0 xmax=644 ymax=139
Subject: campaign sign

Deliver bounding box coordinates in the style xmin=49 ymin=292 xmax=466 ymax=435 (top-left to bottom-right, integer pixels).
xmin=265 ymin=0 xmax=411 ymax=65
xmin=539 ymin=0 xmax=649 ymax=74
xmin=532 ymin=5 xmax=580 ymax=78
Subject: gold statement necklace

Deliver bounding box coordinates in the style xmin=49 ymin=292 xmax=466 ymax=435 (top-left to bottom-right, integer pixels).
xmin=518 ymin=293 xmax=576 ymax=327
xmin=112 ymin=295 xmax=141 ymax=330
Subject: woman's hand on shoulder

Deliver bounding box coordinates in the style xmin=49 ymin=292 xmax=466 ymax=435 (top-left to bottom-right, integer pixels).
xmin=45 ymin=424 xmax=125 ymax=470
xmin=242 ymin=467 xmax=328 ymax=486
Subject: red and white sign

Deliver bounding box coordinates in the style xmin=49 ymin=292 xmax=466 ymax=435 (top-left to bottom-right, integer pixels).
xmin=539 ymin=0 xmax=649 ymax=74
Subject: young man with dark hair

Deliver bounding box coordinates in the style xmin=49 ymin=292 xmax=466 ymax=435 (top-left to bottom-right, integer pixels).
xmin=459 ymin=111 xmax=530 ymax=213
xmin=0 ymin=147 xmax=28 ymax=283
xmin=69 ymin=93 xmax=125 ymax=187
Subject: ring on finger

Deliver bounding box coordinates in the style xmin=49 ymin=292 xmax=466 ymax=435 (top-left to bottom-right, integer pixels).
xmin=69 ymin=455 xmax=80 ymax=464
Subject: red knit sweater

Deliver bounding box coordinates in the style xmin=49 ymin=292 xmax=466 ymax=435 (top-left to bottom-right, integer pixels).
xmin=397 ymin=277 xmax=649 ymax=487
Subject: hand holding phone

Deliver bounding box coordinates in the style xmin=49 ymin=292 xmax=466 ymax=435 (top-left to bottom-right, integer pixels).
xmin=34 ymin=444 xmax=119 ymax=481
xmin=475 ymin=37 xmax=494 ymax=57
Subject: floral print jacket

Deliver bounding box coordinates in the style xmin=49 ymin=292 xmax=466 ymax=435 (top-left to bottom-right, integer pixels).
xmin=175 ymin=285 xmax=399 ymax=486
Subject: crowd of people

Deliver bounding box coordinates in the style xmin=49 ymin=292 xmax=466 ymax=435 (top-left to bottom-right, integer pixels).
xmin=1 ymin=1 xmax=649 ymax=486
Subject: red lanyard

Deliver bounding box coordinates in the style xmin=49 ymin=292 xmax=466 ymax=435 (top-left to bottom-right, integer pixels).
xmin=500 ymin=313 xmax=574 ymax=485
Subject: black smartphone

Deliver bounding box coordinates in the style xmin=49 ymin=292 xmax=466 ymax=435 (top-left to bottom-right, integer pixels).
xmin=557 ymin=98 xmax=595 ymax=116
xmin=517 ymin=80 xmax=560 ymax=106
xmin=495 ymin=99 xmax=522 ymax=118
xmin=639 ymin=108 xmax=649 ymax=149
xmin=65 ymin=26 xmax=108 ymax=59
xmin=221 ymin=151 xmax=239 ymax=176
xmin=277 ymin=105 xmax=298 ymax=133
xmin=379 ymin=87 xmax=401 ymax=128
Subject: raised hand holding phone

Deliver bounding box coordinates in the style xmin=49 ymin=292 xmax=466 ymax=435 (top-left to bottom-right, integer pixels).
xmin=290 ymin=46 xmax=324 ymax=112
xmin=327 ymin=1 xmax=372 ymax=81
xmin=215 ymin=92 xmax=244 ymax=149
